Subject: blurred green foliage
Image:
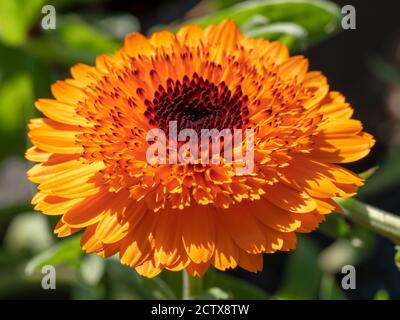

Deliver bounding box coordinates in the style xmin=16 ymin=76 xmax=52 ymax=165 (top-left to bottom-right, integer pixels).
xmin=0 ymin=0 xmax=47 ymax=46
xmin=187 ymin=0 xmax=341 ymax=51
xmin=0 ymin=0 xmax=399 ymax=300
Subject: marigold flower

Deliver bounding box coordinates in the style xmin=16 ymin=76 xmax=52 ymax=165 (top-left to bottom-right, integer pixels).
xmin=26 ymin=20 xmax=374 ymax=277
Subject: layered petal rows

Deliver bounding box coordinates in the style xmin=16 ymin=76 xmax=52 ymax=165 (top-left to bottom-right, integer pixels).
xmin=26 ymin=20 xmax=374 ymax=277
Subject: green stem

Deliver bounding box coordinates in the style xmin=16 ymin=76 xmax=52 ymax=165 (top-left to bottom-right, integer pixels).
xmin=337 ymin=198 xmax=400 ymax=245
xmin=182 ymin=270 xmax=203 ymax=300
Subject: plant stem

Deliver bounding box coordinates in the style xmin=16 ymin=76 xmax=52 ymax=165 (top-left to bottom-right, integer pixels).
xmin=182 ymin=270 xmax=203 ymax=300
xmin=337 ymin=198 xmax=400 ymax=245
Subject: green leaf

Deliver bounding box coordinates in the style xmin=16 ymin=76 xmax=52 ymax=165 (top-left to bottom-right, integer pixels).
xmin=25 ymin=236 xmax=83 ymax=276
xmin=277 ymin=236 xmax=320 ymax=299
xmin=0 ymin=44 xmax=52 ymax=158
xmin=196 ymin=287 xmax=230 ymax=300
xmin=0 ymin=0 xmax=46 ymax=46
xmin=319 ymin=273 xmax=346 ymax=300
xmin=337 ymin=198 xmax=400 ymax=245
xmin=85 ymin=13 xmax=140 ymax=40
xmin=337 ymin=198 xmax=400 ymax=277
xmin=187 ymin=0 xmax=341 ymax=51
xmin=395 ymin=246 xmax=400 ymax=272
xmin=210 ymin=272 xmax=269 ymax=299
xmin=358 ymin=149 xmax=400 ymax=198
xmin=101 ymin=259 xmax=178 ymax=300
xmin=358 ymin=166 xmax=379 ymax=180
xmin=245 ymin=22 xmax=308 ymax=50
xmin=58 ymin=15 xmax=120 ymax=54
xmin=212 ymin=0 xmax=243 ymax=10
xmin=28 ymin=15 xmax=120 ymax=65
xmin=159 ymin=269 xmax=182 ymax=299
xmin=318 ymin=213 xmax=351 ymax=238
xmin=0 ymin=69 xmax=35 ymax=159
xmin=374 ymin=289 xmax=390 ymax=300
xmin=0 ymin=73 xmax=33 ymax=133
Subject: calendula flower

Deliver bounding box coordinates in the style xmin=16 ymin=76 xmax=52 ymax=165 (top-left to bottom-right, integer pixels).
xmin=26 ymin=20 xmax=374 ymax=277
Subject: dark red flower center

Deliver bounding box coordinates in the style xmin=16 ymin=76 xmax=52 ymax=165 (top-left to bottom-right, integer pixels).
xmin=144 ymin=73 xmax=250 ymax=135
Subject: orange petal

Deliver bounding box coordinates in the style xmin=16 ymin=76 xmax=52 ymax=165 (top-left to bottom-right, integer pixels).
xmin=237 ymin=249 xmax=263 ymax=273
xmin=124 ymin=32 xmax=154 ymax=57
xmin=35 ymin=195 xmax=83 ymax=215
xmin=182 ymin=205 xmax=215 ymax=264
xmin=186 ymin=261 xmax=210 ymax=277
xmin=310 ymin=132 xmax=375 ymax=163
xmin=51 ymin=81 xmax=86 ymax=105
xmin=212 ymin=226 xmax=238 ymax=271
xmin=296 ymin=212 xmax=325 ymax=233
xmin=119 ymin=209 xmax=156 ymax=268
xmin=62 ymin=191 xmax=117 ymax=227
xmin=248 ymin=198 xmax=302 ymax=233
xmin=54 ymin=219 xmax=81 ymax=237
xmin=205 ymin=20 xmax=240 ymax=63
xmin=263 ymin=183 xmax=317 ymax=213
xmin=28 ymin=119 xmax=83 ymax=154
xmin=35 ymin=99 xmax=88 ymax=126
xmin=37 ymin=162 xmax=105 ymax=198
xmin=279 ymin=56 xmax=309 ymax=81
xmin=218 ymin=206 xmax=266 ymax=254
xmin=176 ymin=24 xmax=204 ymax=47
xmin=135 ymin=259 xmax=163 ymax=278
xmin=154 ymin=211 xmax=183 ymax=266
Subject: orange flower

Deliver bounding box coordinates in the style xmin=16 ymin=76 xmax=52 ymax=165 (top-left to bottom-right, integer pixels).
xmin=26 ymin=20 xmax=374 ymax=277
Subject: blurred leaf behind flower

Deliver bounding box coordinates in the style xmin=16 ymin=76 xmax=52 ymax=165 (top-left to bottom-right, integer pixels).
xmin=185 ymin=0 xmax=341 ymax=51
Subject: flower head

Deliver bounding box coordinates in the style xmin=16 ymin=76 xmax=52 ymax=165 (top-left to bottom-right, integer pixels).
xmin=27 ymin=20 xmax=374 ymax=277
